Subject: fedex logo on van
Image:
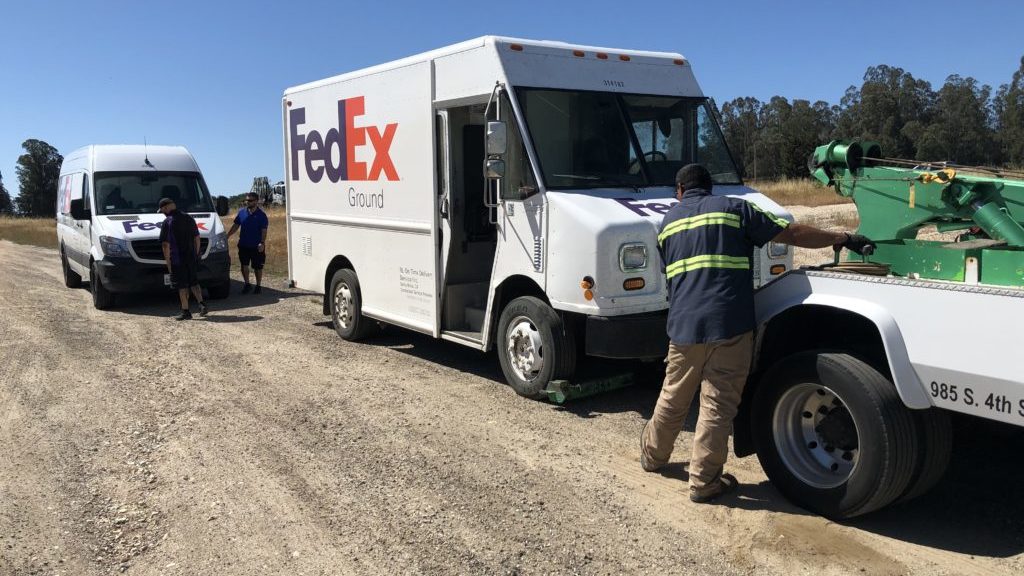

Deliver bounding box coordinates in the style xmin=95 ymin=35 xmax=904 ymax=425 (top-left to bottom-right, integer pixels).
xmin=122 ymin=221 xmax=208 ymax=233
xmin=289 ymin=96 xmax=398 ymax=183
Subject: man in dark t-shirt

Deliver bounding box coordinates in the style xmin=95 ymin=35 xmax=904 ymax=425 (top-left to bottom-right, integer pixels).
xmin=159 ymin=198 xmax=208 ymax=320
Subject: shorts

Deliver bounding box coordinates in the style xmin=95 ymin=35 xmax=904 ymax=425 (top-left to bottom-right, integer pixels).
xmin=238 ymin=245 xmax=266 ymax=269
xmin=171 ymin=258 xmax=199 ymax=289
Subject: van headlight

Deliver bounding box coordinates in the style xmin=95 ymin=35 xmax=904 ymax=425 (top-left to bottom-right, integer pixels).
xmin=619 ymin=243 xmax=648 ymax=272
xmin=210 ymin=232 xmax=228 ymax=252
xmin=99 ymin=235 xmax=130 ymax=257
xmin=768 ymin=242 xmax=789 ymax=259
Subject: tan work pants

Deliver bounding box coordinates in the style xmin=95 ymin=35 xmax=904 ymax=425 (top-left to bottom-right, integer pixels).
xmin=641 ymin=331 xmax=753 ymax=497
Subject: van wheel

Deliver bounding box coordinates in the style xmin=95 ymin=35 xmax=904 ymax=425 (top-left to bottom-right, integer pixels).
xmin=61 ymin=247 xmax=81 ymax=288
xmin=330 ymin=269 xmax=370 ymax=341
xmin=207 ymin=282 xmax=230 ymax=300
xmin=752 ymin=351 xmax=917 ymax=519
xmin=90 ymin=262 xmax=115 ymax=310
xmin=496 ymin=296 xmax=576 ymax=399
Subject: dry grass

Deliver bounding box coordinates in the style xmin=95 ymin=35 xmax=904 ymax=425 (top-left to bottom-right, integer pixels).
xmin=0 ymin=216 xmax=58 ymax=249
xmin=222 ymin=205 xmax=289 ymax=277
xmin=749 ymin=178 xmax=852 ymax=208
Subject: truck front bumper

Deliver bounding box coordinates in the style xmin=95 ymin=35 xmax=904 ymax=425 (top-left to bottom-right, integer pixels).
xmin=585 ymin=312 xmax=668 ymax=360
xmin=95 ymin=252 xmax=231 ymax=293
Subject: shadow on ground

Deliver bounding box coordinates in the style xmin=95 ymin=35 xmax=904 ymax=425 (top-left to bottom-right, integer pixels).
xmin=78 ymin=279 xmax=302 ymax=319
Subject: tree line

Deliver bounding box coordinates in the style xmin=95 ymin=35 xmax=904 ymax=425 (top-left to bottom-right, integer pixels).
xmin=1 ymin=139 xmax=63 ymax=217
xmin=718 ymin=57 xmax=1024 ymax=180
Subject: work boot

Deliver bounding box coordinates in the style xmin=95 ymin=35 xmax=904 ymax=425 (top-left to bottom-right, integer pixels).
xmin=241 ymin=283 xmax=252 ymax=294
xmin=690 ymin=473 xmax=739 ymax=504
xmin=639 ymin=420 xmax=662 ymax=472
xmin=174 ymin=309 xmax=192 ymax=321
xmin=199 ymin=302 xmax=209 ymax=317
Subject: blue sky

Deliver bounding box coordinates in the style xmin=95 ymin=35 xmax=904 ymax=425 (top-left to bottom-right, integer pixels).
xmin=1 ymin=0 xmax=1021 ymax=201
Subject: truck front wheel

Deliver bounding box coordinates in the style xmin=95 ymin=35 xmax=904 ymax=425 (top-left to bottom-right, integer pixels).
xmin=753 ymin=351 xmax=917 ymax=519
xmin=330 ymin=269 xmax=370 ymax=341
xmin=496 ymin=296 xmax=576 ymax=399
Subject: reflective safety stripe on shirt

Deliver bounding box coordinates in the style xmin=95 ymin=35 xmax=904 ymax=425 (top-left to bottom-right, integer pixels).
xmin=665 ymin=254 xmax=750 ymax=279
xmin=658 ymin=212 xmax=741 ymax=245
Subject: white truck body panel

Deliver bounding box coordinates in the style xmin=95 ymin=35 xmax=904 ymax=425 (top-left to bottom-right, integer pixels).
xmin=757 ymin=271 xmax=1024 ymax=426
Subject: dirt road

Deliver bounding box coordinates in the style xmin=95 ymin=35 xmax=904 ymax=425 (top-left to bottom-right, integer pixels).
xmin=2 ymin=238 xmax=1023 ymax=576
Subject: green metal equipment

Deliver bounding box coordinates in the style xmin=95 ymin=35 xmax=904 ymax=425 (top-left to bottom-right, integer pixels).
xmin=809 ymin=140 xmax=1024 ymax=287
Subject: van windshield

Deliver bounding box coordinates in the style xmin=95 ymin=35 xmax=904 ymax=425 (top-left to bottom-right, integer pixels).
xmin=515 ymin=88 xmax=741 ymax=189
xmin=94 ymin=172 xmax=214 ymax=215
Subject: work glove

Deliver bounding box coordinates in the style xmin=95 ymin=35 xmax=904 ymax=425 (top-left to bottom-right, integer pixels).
xmin=837 ymin=232 xmax=876 ymax=256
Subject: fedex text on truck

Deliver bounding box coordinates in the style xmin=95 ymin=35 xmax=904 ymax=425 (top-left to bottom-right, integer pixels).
xmin=289 ymin=96 xmax=399 ymax=183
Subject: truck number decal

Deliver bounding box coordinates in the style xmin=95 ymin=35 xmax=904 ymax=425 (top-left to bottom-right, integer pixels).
xmin=930 ymin=380 xmax=1024 ymax=421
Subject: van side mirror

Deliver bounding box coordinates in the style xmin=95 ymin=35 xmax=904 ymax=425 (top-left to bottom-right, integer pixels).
xmin=69 ymin=198 xmax=90 ymax=221
xmin=486 ymin=121 xmax=507 ymax=156
xmin=216 ymin=195 xmax=229 ymax=217
xmin=485 ymin=159 xmax=506 ymax=179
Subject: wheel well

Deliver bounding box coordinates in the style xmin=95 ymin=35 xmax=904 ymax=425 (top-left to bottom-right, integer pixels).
xmin=486 ymin=275 xmax=547 ymax=350
xmin=735 ymin=305 xmax=890 ymax=458
xmin=322 ymin=256 xmax=355 ymax=315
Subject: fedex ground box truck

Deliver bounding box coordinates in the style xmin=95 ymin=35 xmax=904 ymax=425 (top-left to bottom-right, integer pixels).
xmin=283 ymin=36 xmax=792 ymax=397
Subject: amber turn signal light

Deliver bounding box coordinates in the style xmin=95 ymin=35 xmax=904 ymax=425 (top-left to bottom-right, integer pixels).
xmin=623 ymin=278 xmax=645 ymax=291
xmin=770 ymin=264 xmax=787 ymax=275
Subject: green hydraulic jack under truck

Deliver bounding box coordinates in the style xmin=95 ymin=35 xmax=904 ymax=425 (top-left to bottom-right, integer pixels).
xmin=734 ymin=140 xmax=1024 ymax=519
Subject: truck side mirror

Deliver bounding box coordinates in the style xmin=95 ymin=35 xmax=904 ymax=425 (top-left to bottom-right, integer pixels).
xmin=69 ymin=198 xmax=90 ymax=221
xmin=216 ymin=195 xmax=229 ymax=217
xmin=486 ymin=121 xmax=507 ymax=156
xmin=485 ymin=159 xmax=506 ymax=179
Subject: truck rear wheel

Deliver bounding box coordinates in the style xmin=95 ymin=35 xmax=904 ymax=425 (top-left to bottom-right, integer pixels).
xmin=897 ymin=408 xmax=951 ymax=503
xmin=752 ymin=351 xmax=917 ymax=519
xmin=496 ymin=296 xmax=576 ymax=399
xmin=61 ymin=247 xmax=81 ymax=288
xmin=330 ymin=269 xmax=370 ymax=341
xmin=90 ymin=261 xmax=115 ymax=310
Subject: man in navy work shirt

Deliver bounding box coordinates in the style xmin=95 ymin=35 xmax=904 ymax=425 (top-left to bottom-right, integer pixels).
xmin=226 ymin=192 xmax=270 ymax=294
xmin=640 ymin=164 xmax=875 ymax=503
xmin=159 ymin=197 xmax=208 ymax=320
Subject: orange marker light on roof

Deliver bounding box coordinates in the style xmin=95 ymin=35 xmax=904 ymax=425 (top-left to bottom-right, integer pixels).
xmin=619 ymin=54 xmax=631 ymax=61
xmin=573 ymin=50 xmax=585 ymax=57
xmin=673 ymin=58 xmax=686 ymax=65
xmin=510 ymin=44 xmax=524 ymax=51
xmin=596 ymin=52 xmax=608 ymax=60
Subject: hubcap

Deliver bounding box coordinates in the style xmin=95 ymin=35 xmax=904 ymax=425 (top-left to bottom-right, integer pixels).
xmin=506 ymin=316 xmax=544 ymax=382
xmin=334 ymin=282 xmax=354 ymax=329
xmin=773 ymin=383 xmax=860 ymax=489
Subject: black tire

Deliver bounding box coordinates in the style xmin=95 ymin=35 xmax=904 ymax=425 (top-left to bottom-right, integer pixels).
xmin=61 ymin=247 xmax=82 ymax=288
xmin=496 ymin=296 xmax=576 ymax=399
xmin=207 ymin=282 xmax=230 ymax=300
xmin=330 ymin=269 xmax=370 ymax=341
xmin=90 ymin=261 xmax=115 ymax=310
xmin=752 ymin=351 xmax=918 ymax=519
xmin=896 ymin=408 xmax=952 ymax=503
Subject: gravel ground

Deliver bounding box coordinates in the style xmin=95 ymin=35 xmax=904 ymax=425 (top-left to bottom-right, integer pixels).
xmin=2 ymin=231 xmax=1023 ymax=575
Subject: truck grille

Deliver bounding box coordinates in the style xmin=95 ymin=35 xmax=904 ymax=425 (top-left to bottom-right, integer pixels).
xmin=131 ymin=238 xmax=208 ymax=261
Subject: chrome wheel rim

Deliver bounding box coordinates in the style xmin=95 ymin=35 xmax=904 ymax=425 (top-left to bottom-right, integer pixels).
xmin=506 ymin=316 xmax=544 ymax=382
xmin=773 ymin=383 xmax=860 ymax=489
xmin=333 ymin=282 xmax=354 ymax=330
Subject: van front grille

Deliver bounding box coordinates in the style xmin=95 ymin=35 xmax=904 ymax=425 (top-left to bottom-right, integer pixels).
xmin=132 ymin=238 xmax=208 ymax=261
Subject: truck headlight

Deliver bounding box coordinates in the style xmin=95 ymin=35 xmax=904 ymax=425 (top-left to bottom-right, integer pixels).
xmin=619 ymin=243 xmax=648 ymax=272
xmin=99 ymin=235 xmax=130 ymax=257
xmin=210 ymin=232 xmax=228 ymax=253
xmin=768 ymin=242 xmax=789 ymax=259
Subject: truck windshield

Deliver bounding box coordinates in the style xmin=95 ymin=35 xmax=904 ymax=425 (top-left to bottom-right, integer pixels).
xmin=94 ymin=172 xmax=215 ymax=215
xmin=515 ymin=88 xmax=741 ymax=189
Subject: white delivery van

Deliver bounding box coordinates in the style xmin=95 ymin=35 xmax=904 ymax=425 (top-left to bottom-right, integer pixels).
xmin=56 ymin=145 xmax=231 ymax=309
xmin=284 ymin=36 xmax=793 ymax=397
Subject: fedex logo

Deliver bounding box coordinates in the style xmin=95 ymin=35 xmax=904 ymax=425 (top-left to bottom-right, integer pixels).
xmin=122 ymin=221 xmax=208 ymax=233
xmin=289 ymin=96 xmax=398 ymax=183
xmin=615 ymin=197 xmax=678 ymax=218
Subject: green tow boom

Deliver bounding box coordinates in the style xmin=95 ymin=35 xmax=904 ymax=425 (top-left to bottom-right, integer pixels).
xmin=809 ymin=140 xmax=1024 ymax=287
